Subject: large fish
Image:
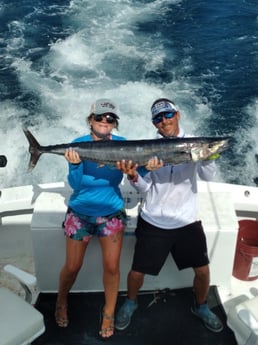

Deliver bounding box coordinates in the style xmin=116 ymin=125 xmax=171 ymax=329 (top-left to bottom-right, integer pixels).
xmin=23 ymin=128 xmax=231 ymax=171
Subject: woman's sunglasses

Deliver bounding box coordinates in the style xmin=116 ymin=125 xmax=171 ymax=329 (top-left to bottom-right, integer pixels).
xmin=152 ymin=111 xmax=177 ymax=125
xmin=93 ymin=114 xmax=116 ymax=124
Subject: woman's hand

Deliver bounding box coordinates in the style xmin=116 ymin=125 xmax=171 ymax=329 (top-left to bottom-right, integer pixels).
xmin=65 ymin=148 xmax=82 ymax=164
xmin=145 ymin=156 xmax=163 ymax=171
xmin=116 ymin=160 xmax=138 ymax=180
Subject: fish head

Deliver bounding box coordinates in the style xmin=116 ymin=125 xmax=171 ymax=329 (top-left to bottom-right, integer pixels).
xmin=191 ymin=137 xmax=231 ymax=162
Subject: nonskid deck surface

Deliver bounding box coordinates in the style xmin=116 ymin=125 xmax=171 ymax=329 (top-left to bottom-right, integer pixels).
xmin=33 ymin=286 xmax=237 ymax=345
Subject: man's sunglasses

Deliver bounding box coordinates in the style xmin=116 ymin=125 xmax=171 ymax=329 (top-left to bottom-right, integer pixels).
xmin=93 ymin=114 xmax=117 ymax=124
xmin=152 ymin=111 xmax=177 ymax=125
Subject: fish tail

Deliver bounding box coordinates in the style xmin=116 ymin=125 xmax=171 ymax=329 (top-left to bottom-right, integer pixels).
xmin=23 ymin=128 xmax=42 ymax=170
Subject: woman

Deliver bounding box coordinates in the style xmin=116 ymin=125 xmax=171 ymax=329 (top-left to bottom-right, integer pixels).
xmin=55 ymin=98 xmax=126 ymax=339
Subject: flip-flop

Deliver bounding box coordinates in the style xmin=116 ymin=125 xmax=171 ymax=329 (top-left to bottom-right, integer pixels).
xmin=99 ymin=310 xmax=114 ymax=339
xmin=55 ymin=304 xmax=69 ymax=327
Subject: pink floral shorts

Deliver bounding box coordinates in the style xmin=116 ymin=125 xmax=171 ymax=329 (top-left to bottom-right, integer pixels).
xmin=64 ymin=208 xmax=127 ymax=242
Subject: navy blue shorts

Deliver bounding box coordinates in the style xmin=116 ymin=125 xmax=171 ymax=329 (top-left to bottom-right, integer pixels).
xmin=132 ymin=215 xmax=209 ymax=275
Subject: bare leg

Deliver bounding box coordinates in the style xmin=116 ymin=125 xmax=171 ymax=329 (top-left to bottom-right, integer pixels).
xmin=192 ymin=264 xmax=223 ymax=332
xmin=127 ymin=270 xmax=145 ymax=300
xmin=193 ymin=265 xmax=210 ymax=304
xmin=114 ymin=269 xmax=145 ymax=331
xmin=56 ymin=237 xmax=89 ymax=325
xmin=98 ymin=229 xmax=124 ymax=338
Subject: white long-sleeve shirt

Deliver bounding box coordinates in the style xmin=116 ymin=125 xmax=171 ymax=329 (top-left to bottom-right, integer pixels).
xmin=131 ymin=129 xmax=217 ymax=229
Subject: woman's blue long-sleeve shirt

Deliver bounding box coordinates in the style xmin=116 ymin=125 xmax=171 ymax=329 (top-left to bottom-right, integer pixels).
xmin=67 ymin=134 xmax=125 ymax=216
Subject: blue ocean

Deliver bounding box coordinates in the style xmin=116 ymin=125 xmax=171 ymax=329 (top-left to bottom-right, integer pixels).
xmin=0 ymin=0 xmax=257 ymax=188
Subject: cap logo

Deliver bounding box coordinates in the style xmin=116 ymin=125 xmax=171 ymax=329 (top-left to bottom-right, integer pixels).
xmin=100 ymin=102 xmax=115 ymax=110
xmin=151 ymin=101 xmax=177 ymax=118
xmin=90 ymin=98 xmax=119 ymax=118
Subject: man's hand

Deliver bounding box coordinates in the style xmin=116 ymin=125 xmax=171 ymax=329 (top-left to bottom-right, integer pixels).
xmin=116 ymin=160 xmax=138 ymax=179
xmin=145 ymin=156 xmax=164 ymax=171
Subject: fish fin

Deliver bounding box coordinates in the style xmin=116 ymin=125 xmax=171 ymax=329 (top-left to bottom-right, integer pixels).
xmin=205 ymin=153 xmax=220 ymax=161
xmin=23 ymin=128 xmax=42 ymax=170
xmin=190 ymin=149 xmax=200 ymax=162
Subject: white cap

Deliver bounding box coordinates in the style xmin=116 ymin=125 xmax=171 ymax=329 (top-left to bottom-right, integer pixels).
xmin=151 ymin=100 xmax=177 ymax=119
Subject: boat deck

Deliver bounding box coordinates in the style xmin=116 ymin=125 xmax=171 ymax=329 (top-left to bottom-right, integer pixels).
xmin=1 ymin=181 xmax=258 ymax=344
xmin=32 ymin=287 xmax=237 ymax=345
xmin=0 ymin=212 xmax=241 ymax=345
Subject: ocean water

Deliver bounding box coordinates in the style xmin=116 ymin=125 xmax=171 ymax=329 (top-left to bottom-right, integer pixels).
xmin=0 ymin=0 xmax=257 ymax=188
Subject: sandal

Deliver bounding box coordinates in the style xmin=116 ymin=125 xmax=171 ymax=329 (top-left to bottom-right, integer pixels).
xmin=55 ymin=304 xmax=69 ymax=327
xmin=99 ymin=310 xmax=114 ymax=339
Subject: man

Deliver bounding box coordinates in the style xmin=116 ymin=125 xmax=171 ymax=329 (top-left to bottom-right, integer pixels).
xmin=115 ymin=98 xmax=223 ymax=333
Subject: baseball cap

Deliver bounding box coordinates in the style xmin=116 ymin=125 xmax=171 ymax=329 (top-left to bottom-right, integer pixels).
xmin=151 ymin=100 xmax=177 ymax=119
xmin=90 ymin=98 xmax=119 ymax=119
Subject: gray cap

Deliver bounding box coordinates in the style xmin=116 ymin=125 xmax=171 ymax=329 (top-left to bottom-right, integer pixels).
xmin=90 ymin=98 xmax=119 ymax=119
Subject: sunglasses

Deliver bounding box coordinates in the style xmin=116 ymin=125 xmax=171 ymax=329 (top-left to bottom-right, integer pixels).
xmin=93 ymin=114 xmax=116 ymax=124
xmin=152 ymin=111 xmax=177 ymax=125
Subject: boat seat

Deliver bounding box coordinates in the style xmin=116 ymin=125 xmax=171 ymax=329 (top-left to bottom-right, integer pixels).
xmin=227 ymin=295 xmax=258 ymax=345
xmin=0 ymin=287 xmax=45 ymax=345
xmin=1 ymin=265 xmax=45 ymax=344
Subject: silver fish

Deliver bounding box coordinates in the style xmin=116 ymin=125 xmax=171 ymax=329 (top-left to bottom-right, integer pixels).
xmin=23 ymin=128 xmax=231 ymax=171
